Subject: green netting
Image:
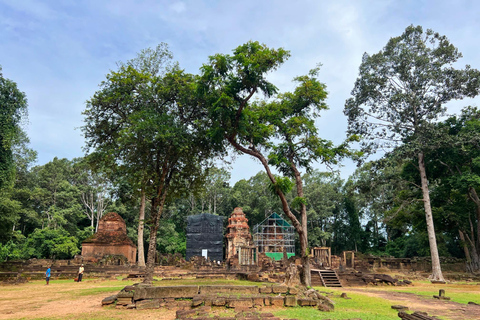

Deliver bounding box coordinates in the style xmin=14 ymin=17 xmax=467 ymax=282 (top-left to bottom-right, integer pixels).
xmin=267 ymin=212 xmax=291 ymax=227
xmin=265 ymin=252 xmax=295 ymax=261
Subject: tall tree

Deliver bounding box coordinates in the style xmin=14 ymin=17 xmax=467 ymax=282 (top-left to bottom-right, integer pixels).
xmin=72 ymin=158 xmax=110 ymax=233
xmin=344 ymin=25 xmax=480 ymax=282
xmin=199 ymin=42 xmax=354 ymax=286
xmin=83 ymin=45 xmax=222 ymax=281
xmin=0 ymin=66 xmax=28 ymax=192
xmin=425 ymin=107 xmax=480 ymax=271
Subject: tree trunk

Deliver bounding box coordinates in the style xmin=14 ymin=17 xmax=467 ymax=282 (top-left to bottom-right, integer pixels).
xmin=227 ymin=137 xmax=311 ymax=286
xmin=418 ymin=152 xmax=445 ymax=282
xmin=144 ymin=194 xmax=166 ymax=284
xmin=137 ymin=189 xmax=146 ymax=267
xmin=467 ymin=186 xmax=480 ymax=254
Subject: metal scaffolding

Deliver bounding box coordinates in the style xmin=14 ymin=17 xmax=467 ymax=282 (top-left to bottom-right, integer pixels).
xmin=253 ymin=213 xmax=295 ymax=254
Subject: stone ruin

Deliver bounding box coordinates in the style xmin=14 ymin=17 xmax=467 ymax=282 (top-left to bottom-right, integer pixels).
xmin=225 ymin=207 xmax=256 ymax=266
xmin=81 ymin=212 xmax=137 ymax=264
xmin=103 ymin=283 xmax=335 ymax=314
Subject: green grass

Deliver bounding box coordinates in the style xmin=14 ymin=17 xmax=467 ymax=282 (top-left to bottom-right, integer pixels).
xmin=274 ymin=291 xmax=399 ymax=320
xmin=390 ymin=285 xmax=480 ymax=305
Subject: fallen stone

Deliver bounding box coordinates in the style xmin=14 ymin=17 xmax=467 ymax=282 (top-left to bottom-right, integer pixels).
xmin=317 ymin=302 xmax=334 ymax=312
xmin=391 ymin=305 xmax=409 ymax=311
xmin=297 ymin=298 xmax=315 ymax=306
xmin=101 ymin=295 xmax=117 ymax=305
xmin=126 ymin=304 xmax=136 ymax=309
xmin=192 ymin=296 xmax=204 ymax=307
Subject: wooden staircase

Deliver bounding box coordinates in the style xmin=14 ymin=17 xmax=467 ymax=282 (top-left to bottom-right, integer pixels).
xmin=311 ymin=269 xmax=342 ymax=287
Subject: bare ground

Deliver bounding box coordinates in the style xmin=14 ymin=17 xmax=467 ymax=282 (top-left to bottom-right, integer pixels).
xmin=1 ymin=279 xmax=479 ymax=320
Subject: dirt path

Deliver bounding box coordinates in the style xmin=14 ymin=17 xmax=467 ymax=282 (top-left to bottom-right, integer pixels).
xmin=344 ymin=288 xmax=480 ymax=320
xmin=0 ymin=281 xmax=176 ymax=320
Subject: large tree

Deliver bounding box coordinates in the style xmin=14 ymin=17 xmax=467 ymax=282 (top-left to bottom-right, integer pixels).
xmin=425 ymin=107 xmax=480 ymax=271
xmin=83 ymin=45 xmax=221 ymax=281
xmin=0 ymin=66 xmax=28 ymax=191
xmin=199 ymin=42 xmax=353 ymax=286
xmin=344 ymin=25 xmax=480 ymax=282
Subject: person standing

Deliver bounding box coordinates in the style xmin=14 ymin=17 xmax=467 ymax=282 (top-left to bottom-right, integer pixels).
xmin=45 ymin=266 xmax=51 ymax=285
xmin=78 ymin=264 xmax=84 ymax=282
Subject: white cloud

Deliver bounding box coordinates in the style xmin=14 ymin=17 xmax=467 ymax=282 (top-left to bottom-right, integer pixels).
xmin=0 ymin=0 xmax=479 ymax=183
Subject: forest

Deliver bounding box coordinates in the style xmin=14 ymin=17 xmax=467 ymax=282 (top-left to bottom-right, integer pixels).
xmin=1 ymin=25 xmax=480 ymax=280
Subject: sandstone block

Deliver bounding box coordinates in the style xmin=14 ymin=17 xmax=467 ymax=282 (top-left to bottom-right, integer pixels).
xmin=259 ymin=286 xmax=272 ymax=294
xmin=284 ymin=296 xmax=296 ymax=307
xmin=200 ymin=285 xmax=258 ymax=295
xmin=252 ymin=296 xmax=265 ymax=306
xmin=272 ymin=285 xmax=288 ymax=294
xmin=297 ymin=298 xmax=315 ymax=306
xmin=212 ymin=297 xmax=226 ymax=306
xmin=101 ymin=295 xmax=117 ymax=305
xmin=269 ymin=296 xmax=284 ymax=307
xmin=287 ymin=287 xmax=298 ymax=295
xmin=116 ymin=297 xmax=132 ymax=305
xmin=133 ymin=285 xmax=199 ymax=300
xmin=227 ymin=298 xmax=253 ymax=308
xmin=135 ymin=299 xmax=160 ymax=310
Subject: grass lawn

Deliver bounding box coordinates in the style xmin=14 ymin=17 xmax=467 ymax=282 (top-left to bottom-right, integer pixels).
xmin=1 ymin=277 xmax=478 ymax=319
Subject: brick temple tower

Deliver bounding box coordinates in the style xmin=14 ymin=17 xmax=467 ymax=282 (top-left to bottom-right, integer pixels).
xmin=81 ymin=212 xmax=137 ymax=263
xmin=225 ymin=207 xmax=253 ymax=260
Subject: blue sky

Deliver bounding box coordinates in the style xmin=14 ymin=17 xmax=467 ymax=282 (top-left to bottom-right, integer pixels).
xmin=1 ymin=0 xmax=479 ymax=183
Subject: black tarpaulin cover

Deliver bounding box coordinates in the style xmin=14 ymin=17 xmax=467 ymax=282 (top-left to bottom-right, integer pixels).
xmin=186 ymin=213 xmax=225 ymax=261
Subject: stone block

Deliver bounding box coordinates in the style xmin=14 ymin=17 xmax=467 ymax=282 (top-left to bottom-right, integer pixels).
xmin=287 ymin=287 xmax=298 ymax=295
xmin=101 ymin=295 xmax=117 ymax=305
xmin=117 ymin=291 xmax=134 ymax=298
xmin=133 ymin=285 xmax=199 ymax=300
xmin=252 ymin=296 xmax=265 ymax=306
xmin=135 ymin=299 xmax=160 ymax=310
xmin=284 ymin=296 xmax=296 ymax=307
xmin=227 ymin=298 xmax=253 ymax=308
xmin=297 ymin=298 xmax=315 ymax=306
xmin=192 ymin=296 xmax=204 ymax=307
xmin=212 ymin=297 xmax=226 ymax=306
xmin=317 ymin=302 xmax=334 ymax=312
xmin=272 ymin=285 xmax=288 ymax=294
xmin=247 ymin=273 xmax=260 ymax=282
xmin=176 ymin=309 xmax=197 ymax=319
xmin=176 ymin=300 xmax=192 ymax=310
xmin=269 ymin=296 xmax=284 ymax=307
xmin=199 ymin=285 xmax=258 ymax=295
xmin=259 ymin=286 xmax=272 ymax=294
xmin=116 ymin=297 xmax=132 ymax=305
xmin=264 ymin=297 xmax=271 ymax=306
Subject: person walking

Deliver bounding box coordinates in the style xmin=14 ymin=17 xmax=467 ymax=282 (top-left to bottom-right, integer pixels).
xmin=78 ymin=264 xmax=84 ymax=282
xmin=45 ymin=266 xmax=51 ymax=285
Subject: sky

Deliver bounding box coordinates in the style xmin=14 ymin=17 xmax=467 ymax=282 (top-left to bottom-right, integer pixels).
xmin=1 ymin=0 xmax=480 ymax=184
